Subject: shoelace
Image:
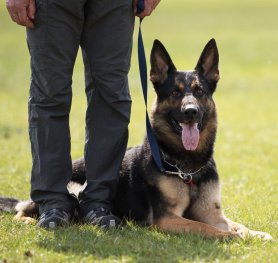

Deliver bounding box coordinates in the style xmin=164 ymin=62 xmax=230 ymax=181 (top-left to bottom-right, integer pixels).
xmin=41 ymin=208 xmax=69 ymax=218
xmin=85 ymin=207 xmax=119 ymax=228
xmin=39 ymin=208 xmax=70 ymax=228
xmin=85 ymin=208 xmax=110 ymax=222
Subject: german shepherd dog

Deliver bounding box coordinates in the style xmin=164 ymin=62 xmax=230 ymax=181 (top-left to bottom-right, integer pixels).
xmin=0 ymin=39 xmax=272 ymax=240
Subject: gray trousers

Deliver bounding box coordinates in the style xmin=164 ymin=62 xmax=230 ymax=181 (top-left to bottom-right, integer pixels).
xmin=27 ymin=0 xmax=135 ymax=214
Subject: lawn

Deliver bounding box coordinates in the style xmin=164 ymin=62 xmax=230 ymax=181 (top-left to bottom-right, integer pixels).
xmin=0 ymin=0 xmax=277 ymax=262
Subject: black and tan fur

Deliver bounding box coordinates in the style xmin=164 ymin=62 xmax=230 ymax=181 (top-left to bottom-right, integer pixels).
xmin=0 ymin=39 xmax=272 ymax=240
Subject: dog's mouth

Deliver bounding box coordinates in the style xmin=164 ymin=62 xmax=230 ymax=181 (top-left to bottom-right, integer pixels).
xmin=170 ymin=117 xmax=201 ymax=151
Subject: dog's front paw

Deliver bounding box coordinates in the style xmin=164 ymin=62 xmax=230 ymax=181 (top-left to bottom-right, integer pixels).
xmin=249 ymin=230 xmax=273 ymax=241
xmin=228 ymin=227 xmax=247 ymax=239
xmin=216 ymin=230 xmax=243 ymax=240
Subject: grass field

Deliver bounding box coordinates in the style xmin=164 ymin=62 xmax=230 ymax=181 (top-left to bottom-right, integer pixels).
xmin=0 ymin=0 xmax=277 ymax=262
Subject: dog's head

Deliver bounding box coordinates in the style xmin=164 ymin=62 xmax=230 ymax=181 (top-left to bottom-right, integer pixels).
xmin=150 ymin=39 xmax=219 ymax=155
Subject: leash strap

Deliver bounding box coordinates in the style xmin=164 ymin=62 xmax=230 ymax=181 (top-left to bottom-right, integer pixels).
xmin=136 ymin=0 xmax=145 ymax=14
xmin=138 ymin=18 xmax=165 ymax=173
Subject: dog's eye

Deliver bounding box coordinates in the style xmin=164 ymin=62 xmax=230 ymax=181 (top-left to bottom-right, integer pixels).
xmin=171 ymin=90 xmax=182 ymax=98
xmin=195 ymin=88 xmax=204 ymax=97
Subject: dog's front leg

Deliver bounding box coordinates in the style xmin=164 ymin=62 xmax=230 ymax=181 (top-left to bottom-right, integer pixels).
xmin=154 ymin=213 xmax=237 ymax=239
xmin=189 ymin=181 xmax=232 ymax=231
xmin=189 ymin=181 xmax=272 ymax=240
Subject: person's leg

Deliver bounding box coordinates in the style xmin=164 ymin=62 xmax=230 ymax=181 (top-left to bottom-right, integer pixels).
xmin=79 ymin=0 xmax=135 ymax=218
xmin=28 ymin=0 xmax=85 ymax=219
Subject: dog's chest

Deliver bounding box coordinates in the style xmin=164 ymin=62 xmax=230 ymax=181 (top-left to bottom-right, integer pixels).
xmin=158 ymin=176 xmax=190 ymax=216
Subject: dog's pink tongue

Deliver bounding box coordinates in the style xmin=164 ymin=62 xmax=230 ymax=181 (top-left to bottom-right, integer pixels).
xmin=181 ymin=123 xmax=200 ymax=151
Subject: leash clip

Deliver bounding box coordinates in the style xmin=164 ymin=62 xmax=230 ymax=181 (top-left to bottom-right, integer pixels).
xmin=164 ymin=170 xmax=194 ymax=186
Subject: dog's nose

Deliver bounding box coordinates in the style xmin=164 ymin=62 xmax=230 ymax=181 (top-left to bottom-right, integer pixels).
xmin=184 ymin=105 xmax=198 ymax=119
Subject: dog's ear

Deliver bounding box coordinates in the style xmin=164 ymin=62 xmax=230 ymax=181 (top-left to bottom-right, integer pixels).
xmin=150 ymin=39 xmax=176 ymax=85
xmin=195 ymin=39 xmax=220 ymax=86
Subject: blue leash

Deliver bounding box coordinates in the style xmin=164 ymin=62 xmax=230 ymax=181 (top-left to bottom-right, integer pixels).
xmin=137 ymin=17 xmax=165 ymax=173
xmin=136 ymin=0 xmax=145 ymax=14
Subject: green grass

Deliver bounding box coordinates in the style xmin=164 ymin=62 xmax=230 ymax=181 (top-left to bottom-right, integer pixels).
xmin=0 ymin=0 xmax=277 ymax=262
